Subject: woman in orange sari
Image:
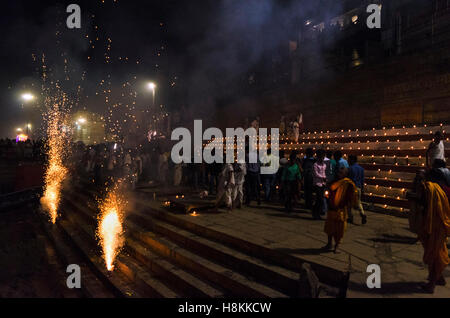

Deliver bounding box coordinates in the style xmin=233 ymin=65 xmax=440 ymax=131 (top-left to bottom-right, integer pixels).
xmin=324 ymin=168 xmax=359 ymax=253
xmin=418 ymin=181 xmax=450 ymax=293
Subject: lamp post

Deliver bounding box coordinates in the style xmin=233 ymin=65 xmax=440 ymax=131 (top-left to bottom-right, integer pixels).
xmin=76 ymin=117 xmax=87 ymax=143
xmin=21 ymin=93 xmax=35 ymax=103
xmin=147 ymin=82 xmax=157 ymax=135
xmin=147 ymin=82 xmax=156 ymax=107
xmin=20 ymin=93 xmax=35 ymax=137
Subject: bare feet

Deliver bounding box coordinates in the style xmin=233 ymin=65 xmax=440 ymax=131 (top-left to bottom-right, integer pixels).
xmin=422 ymin=282 xmax=436 ymax=293
xmin=361 ymin=215 xmax=367 ymax=225
xmin=333 ymin=244 xmax=340 ymax=254
xmin=322 ymin=243 xmax=332 ymax=250
xmin=436 ymin=277 xmax=446 ymax=286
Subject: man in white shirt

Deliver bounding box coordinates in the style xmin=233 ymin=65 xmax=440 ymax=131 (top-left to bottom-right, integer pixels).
xmin=427 ymin=131 xmax=445 ymax=168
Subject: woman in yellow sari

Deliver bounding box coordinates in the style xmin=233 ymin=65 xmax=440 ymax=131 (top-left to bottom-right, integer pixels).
xmin=324 ymin=169 xmax=359 ymax=253
xmin=418 ymin=181 xmax=450 ymax=293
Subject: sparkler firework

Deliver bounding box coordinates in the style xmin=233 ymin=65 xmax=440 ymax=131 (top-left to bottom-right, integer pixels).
xmin=40 ymin=53 xmax=72 ymax=224
xmin=40 ymin=98 xmax=70 ymax=224
xmin=97 ymin=188 xmax=125 ymax=271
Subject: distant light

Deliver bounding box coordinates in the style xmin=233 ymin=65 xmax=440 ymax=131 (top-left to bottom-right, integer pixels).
xmin=305 ymin=20 xmax=312 ymax=26
xmin=352 ymin=15 xmax=358 ymax=24
xmin=21 ymin=93 xmax=34 ymax=102
xmin=148 ymin=82 xmax=156 ymax=90
xmin=78 ymin=117 xmax=87 ymax=124
xmin=16 ymin=134 xmax=28 ymax=142
xmin=16 ymin=128 xmax=23 ymax=132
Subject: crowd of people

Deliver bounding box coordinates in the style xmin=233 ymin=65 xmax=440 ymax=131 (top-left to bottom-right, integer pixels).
xmin=0 ymin=138 xmax=45 ymax=162
xmin=3 ymin=127 xmax=450 ymax=294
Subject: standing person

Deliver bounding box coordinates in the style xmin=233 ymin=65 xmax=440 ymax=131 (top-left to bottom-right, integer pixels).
xmin=173 ymin=153 xmax=183 ymax=186
xmin=276 ymin=151 xmax=289 ymax=203
xmin=87 ymin=147 xmax=96 ymax=173
xmin=158 ymin=149 xmax=168 ymax=186
xmin=431 ymin=159 xmax=450 ymax=187
xmin=417 ymin=181 xmax=450 ymax=293
xmin=302 ymin=148 xmax=315 ymax=210
xmin=426 ymin=131 xmax=445 ymax=168
xmin=261 ymin=148 xmax=279 ymax=202
xmin=245 ymin=149 xmax=261 ymax=206
xmin=124 ymin=149 xmax=132 ymax=177
xmin=279 ymin=116 xmax=286 ymax=136
xmin=333 ymin=151 xmax=349 ymax=179
xmin=292 ymin=119 xmax=300 ymax=143
xmin=107 ymin=150 xmax=117 ymax=183
xmin=93 ymin=150 xmax=103 ymax=186
xmin=135 ymin=152 xmax=143 ymax=180
xmin=323 ymin=169 xmax=359 ymax=253
xmin=215 ymin=163 xmax=235 ymax=211
xmin=312 ymin=149 xmax=327 ymax=220
xmin=207 ymin=149 xmax=221 ymax=195
xmin=325 ymin=151 xmax=336 ymax=184
xmin=282 ymin=152 xmax=302 ymax=212
xmin=233 ymin=161 xmax=247 ymax=209
xmin=348 ymin=155 xmax=367 ymax=225
xmin=298 ymin=113 xmax=304 ymax=133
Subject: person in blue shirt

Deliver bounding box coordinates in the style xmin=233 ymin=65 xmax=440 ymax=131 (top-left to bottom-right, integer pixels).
xmin=333 ymin=151 xmax=349 ymax=175
xmin=348 ymin=155 xmax=367 ymax=225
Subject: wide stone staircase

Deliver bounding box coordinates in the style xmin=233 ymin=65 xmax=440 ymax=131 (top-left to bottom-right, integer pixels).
xmin=45 ymin=179 xmax=349 ymax=298
xmin=279 ymin=124 xmax=449 ymax=215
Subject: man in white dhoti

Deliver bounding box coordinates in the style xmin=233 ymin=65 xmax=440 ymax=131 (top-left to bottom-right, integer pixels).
xmin=233 ymin=162 xmax=247 ymax=209
xmin=215 ymin=163 xmax=235 ymax=211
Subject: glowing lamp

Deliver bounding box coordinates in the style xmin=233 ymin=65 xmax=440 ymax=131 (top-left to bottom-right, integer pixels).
xmin=21 ymin=93 xmax=34 ymax=102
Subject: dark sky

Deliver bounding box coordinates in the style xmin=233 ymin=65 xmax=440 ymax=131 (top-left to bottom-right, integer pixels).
xmin=0 ymin=0 xmax=343 ymax=138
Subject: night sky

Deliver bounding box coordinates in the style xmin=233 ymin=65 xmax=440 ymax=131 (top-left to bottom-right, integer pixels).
xmin=0 ymin=0 xmax=339 ymax=138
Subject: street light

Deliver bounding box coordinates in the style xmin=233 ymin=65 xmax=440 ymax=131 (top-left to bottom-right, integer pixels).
xmin=21 ymin=93 xmax=35 ymax=102
xmin=147 ymin=82 xmax=156 ymax=106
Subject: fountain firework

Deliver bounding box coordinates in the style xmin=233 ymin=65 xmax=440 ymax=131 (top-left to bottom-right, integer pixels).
xmin=40 ymin=56 xmax=72 ymax=224
xmin=97 ymin=188 xmax=125 ymax=271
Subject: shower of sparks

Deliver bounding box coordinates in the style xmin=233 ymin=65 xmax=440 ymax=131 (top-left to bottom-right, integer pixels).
xmin=40 ymin=55 xmax=72 ymax=224
xmin=97 ymin=188 xmax=125 ymax=271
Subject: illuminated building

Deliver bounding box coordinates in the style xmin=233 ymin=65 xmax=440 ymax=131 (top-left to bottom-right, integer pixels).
xmin=72 ymin=111 xmax=106 ymax=145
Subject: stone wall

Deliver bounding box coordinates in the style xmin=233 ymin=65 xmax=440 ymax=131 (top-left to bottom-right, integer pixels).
xmin=217 ymin=46 xmax=450 ymax=131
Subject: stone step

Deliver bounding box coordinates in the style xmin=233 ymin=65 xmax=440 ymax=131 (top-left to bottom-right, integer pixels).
xmin=59 ymin=203 xmax=182 ymax=298
xmin=365 ymin=170 xmax=415 ymax=180
xmin=125 ymin=236 xmax=225 ymax=298
xmin=128 ymin=210 xmax=303 ymax=297
xmin=64 ymin=187 xmax=289 ymax=297
xmin=39 ymin=215 xmax=115 ymax=298
xmin=126 ymin=220 xmax=287 ymax=298
xmin=61 ymin=197 xmax=184 ymax=298
xmin=133 ymin=194 xmax=349 ymax=296
xmin=56 ymin=217 xmax=141 ymax=297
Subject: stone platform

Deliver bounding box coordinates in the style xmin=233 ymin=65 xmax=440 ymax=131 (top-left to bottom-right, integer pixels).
xmin=137 ymin=186 xmax=450 ymax=298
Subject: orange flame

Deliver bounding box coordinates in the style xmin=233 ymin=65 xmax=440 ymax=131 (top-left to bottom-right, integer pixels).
xmin=97 ymin=191 xmax=124 ymax=271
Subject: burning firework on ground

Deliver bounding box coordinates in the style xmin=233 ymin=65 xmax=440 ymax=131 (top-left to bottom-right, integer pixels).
xmin=40 ymin=65 xmax=72 ymax=224
xmin=97 ymin=189 xmax=125 ymax=271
